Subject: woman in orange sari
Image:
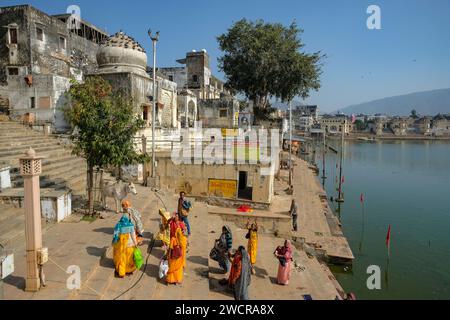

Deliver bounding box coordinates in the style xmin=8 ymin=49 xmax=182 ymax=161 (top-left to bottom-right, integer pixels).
xmin=228 ymin=246 xmax=251 ymax=300
xmin=169 ymin=213 xmax=187 ymax=267
xmin=166 ymin=227 xmax=186 ymax=285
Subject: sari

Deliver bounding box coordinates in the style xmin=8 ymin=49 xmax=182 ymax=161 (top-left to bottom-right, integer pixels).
xmin=169 ymin=216 xmax=186 ymax=238
xmin=217 ymin=226 xmax=232 ymax=273
xmin=112 ymin=215 xmax=137 ymax=277
xmin=166 ymin=228 xmax=186 ymax=284
xmin=229 ymin=246 xmax=251 ymax=300
xmin=247 ymin=229 xmax=258 ymax=265
xmin=276 ymin=240 xmax=293 ymax=285
xmin=156 ymin=209 xmax=171 ymax=248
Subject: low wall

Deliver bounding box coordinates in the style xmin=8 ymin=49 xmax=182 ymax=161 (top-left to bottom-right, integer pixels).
xmin=208 ymin=208 xmax=291 ymax=236
xmin=0 ymin=189 xmax=72 ymax=222
xmin=0 ymin=166 xmax=11 ymax=190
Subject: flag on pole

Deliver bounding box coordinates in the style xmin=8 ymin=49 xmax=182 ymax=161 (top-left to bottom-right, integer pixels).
xmin=360 ymin=193 xmax=364 ymax=203
xmin=341 ymin=175 xmax=345 ymax=184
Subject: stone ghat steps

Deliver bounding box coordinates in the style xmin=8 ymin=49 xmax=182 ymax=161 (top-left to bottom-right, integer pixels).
xmin=0 ymin=140 xmax=62 ymax=153
xmin=0 ymin=203 xmax=25 ymax=247
xmin=0 ymin=203 xmax=50 ymax=249
xmin=0 ymin=120 xmax=87 ymax=197
xmin=0 ymin=144 xmax=71 ymax=159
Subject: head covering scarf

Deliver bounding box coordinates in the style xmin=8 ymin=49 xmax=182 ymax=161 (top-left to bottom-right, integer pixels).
xmin=234 ymin=246 xmax=251 ymax=300
xmin=282 ymin=240 xmax=293 ymax=259
xmin=220 ymin=225 xmax=233 ymax=251
xmin=112 ymin=214 xmax=134 ymax=244
xmin=159 ymin=208 xmax=171 ymax=222
xmin=122 ymin=200 xmax=131 ymax=209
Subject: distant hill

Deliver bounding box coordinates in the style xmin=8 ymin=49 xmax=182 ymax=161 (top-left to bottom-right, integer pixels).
xmin=336 ymin=88 xmax=450 ymax=116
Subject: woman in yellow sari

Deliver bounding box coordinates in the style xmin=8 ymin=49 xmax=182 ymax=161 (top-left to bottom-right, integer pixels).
xmin=156 ymin=209 xmax=171 ymax=250
xmin=246 ymin=220 xmax=258 ymax=275
xmin=166 ymin=227 xmax=186 ymax=285
xmin=112 ymin=214 xmax=137 ymax=278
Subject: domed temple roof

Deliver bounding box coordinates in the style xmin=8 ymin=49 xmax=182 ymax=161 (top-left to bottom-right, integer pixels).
xmin=96 ymin=31 xmax=148 ymax=76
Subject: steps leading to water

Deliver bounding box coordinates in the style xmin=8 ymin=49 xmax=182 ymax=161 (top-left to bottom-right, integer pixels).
xmin=0 ymin=120 xmax=87 ymax=196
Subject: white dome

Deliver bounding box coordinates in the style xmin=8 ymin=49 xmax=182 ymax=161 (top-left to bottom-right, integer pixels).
xmin=96 ymin=31 xmax=147 ymax=74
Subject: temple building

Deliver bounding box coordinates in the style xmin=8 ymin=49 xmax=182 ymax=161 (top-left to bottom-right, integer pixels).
xmin=90 ymin=31 xmax=179 ymax=130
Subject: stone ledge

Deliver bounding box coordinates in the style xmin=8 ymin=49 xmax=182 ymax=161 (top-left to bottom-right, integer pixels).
xmin=0 ymin=188 xmax=72 ymax=222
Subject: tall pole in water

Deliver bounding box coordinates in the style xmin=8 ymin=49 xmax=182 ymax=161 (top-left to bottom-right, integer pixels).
xmin=288 ymin=100 xmax=292 ymax=186
xmin=337 ymin=119 xmax=345 ymax=202
xmin=321 ymin=130 xmax=327 ymax=188
xmin=148 ymin=29 xmax=159 ymax=179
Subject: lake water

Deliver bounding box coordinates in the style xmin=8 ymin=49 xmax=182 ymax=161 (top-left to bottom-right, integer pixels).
xmin=310 ymin=140 xmax=450 ymax=300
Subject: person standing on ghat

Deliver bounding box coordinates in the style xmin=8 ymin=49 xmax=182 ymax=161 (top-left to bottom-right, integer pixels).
xmin=290 ymin=199 xmax=298 ymax=232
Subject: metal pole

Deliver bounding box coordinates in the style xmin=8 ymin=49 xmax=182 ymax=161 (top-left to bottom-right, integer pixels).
xmin=148 ymin=30 xmax=159 ymax=179
xmin=321 ymin=130 xmax=326 ymax=187
xmin=289 ymin=100 xmax=292 ymax=186
xmin=337 ymin=120 xmax=345 ymax=202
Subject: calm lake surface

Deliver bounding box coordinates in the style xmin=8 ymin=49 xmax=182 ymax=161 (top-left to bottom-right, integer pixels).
xmin=311 ymin=140 xmax=450 ymax=299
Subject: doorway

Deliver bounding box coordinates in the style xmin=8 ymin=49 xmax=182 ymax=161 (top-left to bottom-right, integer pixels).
xmin=238 ymin=171 xmax=252 ymax=200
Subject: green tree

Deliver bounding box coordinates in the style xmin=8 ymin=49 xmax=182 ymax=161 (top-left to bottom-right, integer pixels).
xmin=354 ymin=119 xmax=367 ymax=131
xmin=217 ymin=19 xmax=323 ymax=122
xmin=64 ymin=77 xmax=147 ymax=214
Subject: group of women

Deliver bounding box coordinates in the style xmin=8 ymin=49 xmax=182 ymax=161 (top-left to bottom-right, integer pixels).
xmin=112 ymin=198 xmax=295 ymax=297
xmin=212 ymin=220 xmax=294 ymax=300
xmin=112 ymin=199 xmax=189 ymax=285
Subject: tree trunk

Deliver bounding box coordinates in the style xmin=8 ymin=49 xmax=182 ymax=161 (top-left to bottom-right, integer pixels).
xmin=118 ymin=165 xmax=122 ymax=180
xmin=88 ymin=166 xmax=94 ymax=215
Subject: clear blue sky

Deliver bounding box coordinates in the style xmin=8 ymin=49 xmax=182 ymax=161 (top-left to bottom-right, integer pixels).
xmin=3 ymin=0 xmax=450 ymax=112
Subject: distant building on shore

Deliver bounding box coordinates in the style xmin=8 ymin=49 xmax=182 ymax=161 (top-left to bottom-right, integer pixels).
xmin=318 ymin=114 xmax=354 ymax=134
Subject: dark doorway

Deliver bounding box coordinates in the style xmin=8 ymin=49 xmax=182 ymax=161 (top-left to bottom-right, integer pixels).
xmin=238 ymin=171 xmax=252 ymax=200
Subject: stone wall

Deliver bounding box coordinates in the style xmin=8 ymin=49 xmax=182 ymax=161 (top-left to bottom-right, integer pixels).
xmin=156 ymin=156 xmax=273 ymax=204
xmin=198 ymin=96 xmax=239 ymax=128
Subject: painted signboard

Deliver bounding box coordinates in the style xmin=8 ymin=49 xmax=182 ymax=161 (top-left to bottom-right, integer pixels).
xmin=208 ymin=179 xmax=237 ymax=198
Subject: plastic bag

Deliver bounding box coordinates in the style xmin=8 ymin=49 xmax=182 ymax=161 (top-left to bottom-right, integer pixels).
xmin=133 ymin=247 xmax=144 ymax=270
xmin=159 ymin=259 xmax=169 ymax=279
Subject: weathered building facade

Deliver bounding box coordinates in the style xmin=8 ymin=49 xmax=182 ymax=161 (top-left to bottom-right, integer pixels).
xmin=197 ymin=95 xmax=239 ymax=128
xmin=91 ymin=31 xmax=179 ymax=130
xmin=0 ymin=5 xmax=108 ymax=132
xmin=319 ymin=115 xmax=354 ymax=134
xmin=159 ymin=50 xmax=226 ymax=100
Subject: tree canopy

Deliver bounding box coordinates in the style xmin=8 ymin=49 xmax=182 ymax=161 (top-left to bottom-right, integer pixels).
xmin=64 ymin=76 xmax=147 ymax=213
xmin=65 ymin=76 xmax=147 ymax=169
xmin=217 ymin=19 xmax=324 ymax=119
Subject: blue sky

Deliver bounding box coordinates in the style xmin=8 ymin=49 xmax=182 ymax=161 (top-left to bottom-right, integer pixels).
xmin=2 ymin=0 xmax=450 ymax=112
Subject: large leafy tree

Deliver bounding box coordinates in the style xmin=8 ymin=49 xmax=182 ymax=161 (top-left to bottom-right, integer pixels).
xmin=65 ymin=77 xmax=147 ymax=214
xmin=217 ymin=19 xmax=323 ymax=122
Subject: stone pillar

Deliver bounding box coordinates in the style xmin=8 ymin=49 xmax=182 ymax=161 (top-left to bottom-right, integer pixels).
xmin=19 ymin=148 xmax=44 ymax=292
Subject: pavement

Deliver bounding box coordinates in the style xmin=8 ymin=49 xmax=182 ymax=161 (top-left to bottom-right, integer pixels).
xmin=2 ymin=157 xmax=348 ymax=300
xmin=2 ymin=184 xmax=161 ymax=300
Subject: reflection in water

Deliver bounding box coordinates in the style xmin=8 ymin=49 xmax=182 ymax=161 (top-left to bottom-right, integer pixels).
xmin=303 ymin=139 xmax=450 ymax=299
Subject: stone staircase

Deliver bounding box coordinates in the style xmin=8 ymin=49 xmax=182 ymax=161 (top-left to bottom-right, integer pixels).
xmin=0 ymin=120 xmax=87 ymax=197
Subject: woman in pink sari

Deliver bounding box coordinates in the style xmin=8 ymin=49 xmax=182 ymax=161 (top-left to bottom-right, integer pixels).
xmin=274 ymin=240 xmax=293 ymax=285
